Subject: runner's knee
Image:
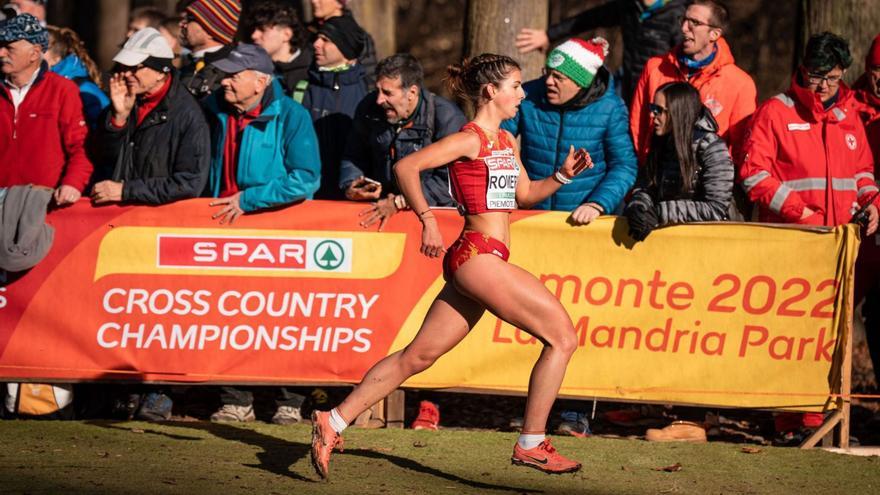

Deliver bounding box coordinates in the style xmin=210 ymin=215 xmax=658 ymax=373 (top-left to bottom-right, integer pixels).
xmin=400 ymin=348 xmax=437 ymax=375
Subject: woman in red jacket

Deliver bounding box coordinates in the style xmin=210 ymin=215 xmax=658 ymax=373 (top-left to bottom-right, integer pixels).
xmin=310 ymin=54 xmax=592 ymax=479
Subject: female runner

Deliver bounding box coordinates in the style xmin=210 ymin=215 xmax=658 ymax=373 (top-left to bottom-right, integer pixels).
xmin=311 ymin=53 xmax=592 ymax=479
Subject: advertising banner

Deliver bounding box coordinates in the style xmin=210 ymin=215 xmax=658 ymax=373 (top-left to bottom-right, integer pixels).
xmin=0 ymin=200 xmax=857 ymax=411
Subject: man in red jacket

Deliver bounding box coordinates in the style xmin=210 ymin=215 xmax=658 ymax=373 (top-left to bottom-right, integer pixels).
xmin=629 ymin=0 xmax=756 ymax=165
xmin=741 ymin=32 xmax=879 ymax=444
xmin=0 ymin=14 xmax=91 ymax=205
xmin=741 ymin=33 xmax=879 ymax=229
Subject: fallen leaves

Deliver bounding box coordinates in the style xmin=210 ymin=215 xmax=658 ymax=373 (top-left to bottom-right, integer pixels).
xmin=740 ymin=446 xmax=763 ymax=454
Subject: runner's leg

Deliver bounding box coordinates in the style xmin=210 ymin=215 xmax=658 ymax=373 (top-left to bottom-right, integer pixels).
xmin=453 ymin=255 xmax=578 ymax=433
xmin=335 ymin=283 xmax=485 ymax=422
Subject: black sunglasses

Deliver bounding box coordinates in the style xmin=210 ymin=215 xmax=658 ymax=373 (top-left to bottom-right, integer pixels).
xmin=649 ymin=103 xmax=668 ymax=115
xmin=112 ymin=63 xmax=145 ymax=73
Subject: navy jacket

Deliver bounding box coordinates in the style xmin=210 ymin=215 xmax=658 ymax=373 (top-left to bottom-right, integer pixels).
xmin=340 ymin=89 xmax=466 ymax=206
xmin=302 ymin=64 xmax=369 ymax=199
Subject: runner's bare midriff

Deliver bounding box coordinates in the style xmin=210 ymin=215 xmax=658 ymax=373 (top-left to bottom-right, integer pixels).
xmin=463 ymin=211 xmax=512 ymax=246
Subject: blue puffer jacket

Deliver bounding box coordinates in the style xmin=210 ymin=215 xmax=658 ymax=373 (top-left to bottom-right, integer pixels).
xmin=50 ymin=54 xmax=109 ymax=129
xmin=204 ymin=80 xmax=321 ymax=212
xmin=502 ymin=69 xmax=637 ymax=212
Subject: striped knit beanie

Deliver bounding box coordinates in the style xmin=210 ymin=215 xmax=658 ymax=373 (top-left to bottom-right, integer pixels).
xmin=546 ymin=37 xmax=609 ymax=88
xmin=185 ymin=0 xmax=241 ymax=45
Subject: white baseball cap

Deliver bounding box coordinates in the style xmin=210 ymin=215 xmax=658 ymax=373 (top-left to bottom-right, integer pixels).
xmin=113 ymin=27 xmax=173 ymax=67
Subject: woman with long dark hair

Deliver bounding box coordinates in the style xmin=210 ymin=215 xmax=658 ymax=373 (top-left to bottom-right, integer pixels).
xmin=624 ymin=81 xmax=734 ymax=240
xmin=310 ymin=54 xmax=592 ymax=479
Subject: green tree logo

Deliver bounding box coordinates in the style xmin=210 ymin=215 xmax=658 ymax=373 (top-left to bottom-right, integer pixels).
xmin=314 ymin=240 xmax=345 ymax=270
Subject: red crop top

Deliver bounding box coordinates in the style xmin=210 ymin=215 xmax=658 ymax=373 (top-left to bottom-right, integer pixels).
xmin=448 ymin=122 xmax=520 ymax=215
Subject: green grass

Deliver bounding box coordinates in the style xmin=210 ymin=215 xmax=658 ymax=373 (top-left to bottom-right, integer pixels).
xmin=0 ymin=420 xmax=877 ymax=494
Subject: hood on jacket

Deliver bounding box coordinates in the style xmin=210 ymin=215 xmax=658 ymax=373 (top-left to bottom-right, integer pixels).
xmin=853 ymin=72 xmax=880 ymax=121
xmin=276 ymin=44 xmax=313 ymax=75
xmin=787 ymin=72 xmax=856 ymax=123
xmin=50 ymin=54 xmax=89 ymax=81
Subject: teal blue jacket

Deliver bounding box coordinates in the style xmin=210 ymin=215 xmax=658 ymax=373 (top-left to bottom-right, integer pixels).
xmin=205 ymin=81 xmax=321 ymax=212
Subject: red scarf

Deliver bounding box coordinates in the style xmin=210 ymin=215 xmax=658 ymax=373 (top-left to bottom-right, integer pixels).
xmin=135 ymin=76 xmax=172 ymax=127
xmin=220 ymin=103 xmax=262 ymax=197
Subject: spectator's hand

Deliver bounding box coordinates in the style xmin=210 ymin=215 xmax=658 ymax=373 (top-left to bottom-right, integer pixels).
xmin=359 ymin=193 xmax=398 ymax=231
xmin=867 ymin=204 xmax=879 ymax=236
xmin=570 ymin=203 xmax=602 ymax=225
xmin=90 ymin=180 xmax=123 ymax=204
xmin=345 ymin=176 xmax=382 ymax=201
xmin=109 ymin=73 xmax=135 ymax=123
xmin=559 ymin=145 xmax=592 ymax=180
xmin=516 ymin=28 xmax=550 ymax=54
xmin=210 ymin=193 xmax=244 ymax=225
xmin=53 ymin=185 xmax=81 ymax=206
xmin=625 ymin=204 xmax=659 ymax=241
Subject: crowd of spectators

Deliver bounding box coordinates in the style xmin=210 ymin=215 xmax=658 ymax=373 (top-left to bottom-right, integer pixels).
xmin=1 ymin=0 xmax=879 ymax=443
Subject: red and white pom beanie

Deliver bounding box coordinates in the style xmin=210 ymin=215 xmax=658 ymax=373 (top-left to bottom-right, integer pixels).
xmin=546 ymin=37 xmax=610 ymax=88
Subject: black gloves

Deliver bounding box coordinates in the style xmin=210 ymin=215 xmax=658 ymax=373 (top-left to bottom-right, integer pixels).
xmin=625 ymin=203 xmax=659 ymax=241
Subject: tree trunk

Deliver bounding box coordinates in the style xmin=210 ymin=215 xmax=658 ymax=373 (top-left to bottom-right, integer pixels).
xmin=96 ymin=0 xmax=130 ymax=70
xmin=464 ymin=0 xmax=548 ymax=81
xmin=799 ymin=0 xmax=880 ymax=82
xmin=349 ymin=0 xmax=397 ymax=60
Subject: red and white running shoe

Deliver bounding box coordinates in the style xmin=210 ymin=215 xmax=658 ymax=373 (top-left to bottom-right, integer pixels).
xmin=511 ymin=438 xmax=582 ymax=474
xmin=311 ymin=410 xmax=344 ymax=481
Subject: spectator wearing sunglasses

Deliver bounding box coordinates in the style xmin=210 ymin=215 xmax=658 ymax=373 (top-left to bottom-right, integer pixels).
xmin=624 ymin=81 xmax=734 ymax=240
xmin=629 ymin=0 xmax=755 ymax=169
xmin=501 ymin=37 xmax=636 ymax=222
xmin=92 ymin=27 xmax=210 ymax=208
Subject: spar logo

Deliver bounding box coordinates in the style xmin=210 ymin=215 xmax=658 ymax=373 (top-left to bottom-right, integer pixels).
xmin=314 ymin=240 xmax=344 ymax=270
xmin=157 ymin=235 xmax=352 ymax=272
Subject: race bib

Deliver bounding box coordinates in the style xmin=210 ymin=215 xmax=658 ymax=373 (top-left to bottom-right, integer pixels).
xmin=484 ymin=150 xmax=519 ymax=209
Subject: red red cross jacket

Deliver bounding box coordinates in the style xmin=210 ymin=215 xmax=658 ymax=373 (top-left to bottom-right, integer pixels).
xmin=0 ymin=64 xmax=93 ymax=192
xmin=740 ymin=76 xmax=879 ymax=226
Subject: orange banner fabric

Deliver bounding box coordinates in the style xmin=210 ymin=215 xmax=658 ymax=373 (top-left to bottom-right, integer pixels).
xmin=0 ymin=200 xmax=857 ymax=411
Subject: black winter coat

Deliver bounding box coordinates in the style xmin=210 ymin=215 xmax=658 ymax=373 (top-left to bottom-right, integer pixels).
xmin=340 ymin=89 xmax=466 ymax=206
xmin=302 ymin=63 xmax=370 ymax=200
xmin=547 ymin=0 xmax=686 ymax=103
xmin=627 ymin=108 xmax=733 ymax=224
xmin=96 ymin=77 xmax=211 ymax=205
xmin=275 ymin=44 xmax=314 ymax=96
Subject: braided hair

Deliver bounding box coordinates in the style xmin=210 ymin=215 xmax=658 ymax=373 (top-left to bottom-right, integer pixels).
xmin=445 ymin=53 xmax=520 ymax=109
xmin=47 ymin=25 xmax=103 ymax=89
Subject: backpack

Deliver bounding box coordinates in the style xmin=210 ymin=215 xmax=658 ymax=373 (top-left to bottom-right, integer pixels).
xmin=5 ymin=383 xmax=74 ymax=419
